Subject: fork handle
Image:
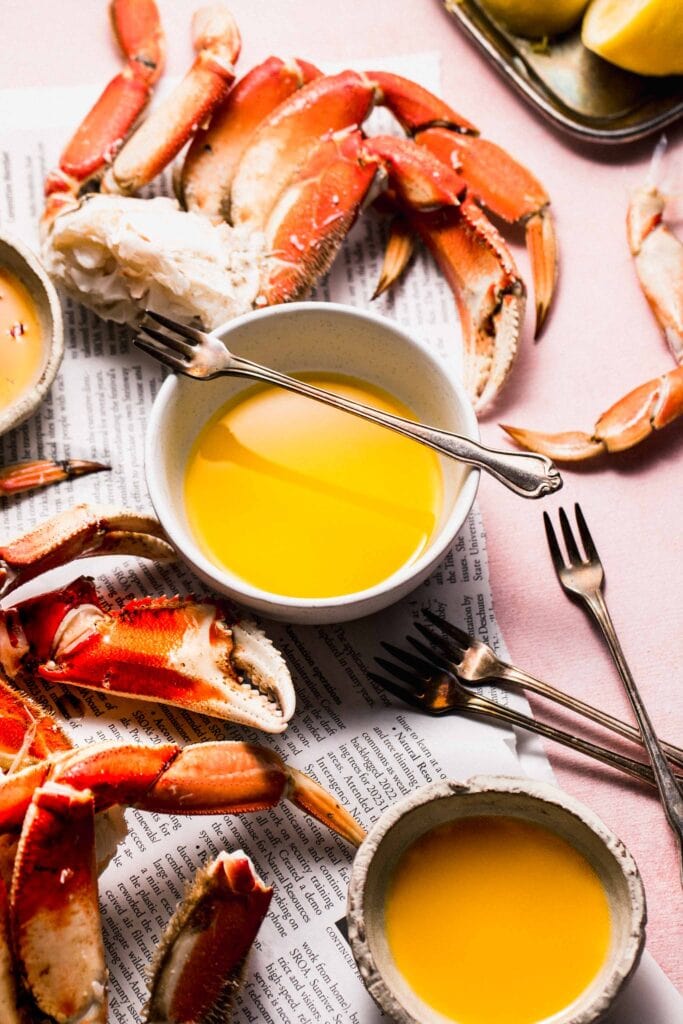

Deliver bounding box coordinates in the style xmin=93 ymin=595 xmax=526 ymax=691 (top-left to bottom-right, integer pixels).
xmin=500 ymin=663 xmax=683 ymax=769
xmin=227 ymin=356 xmax=562 ymax=499
xmin=464 ymin=693 xmax=672 ymax=790
xmin=584 ymin=591 xmax=683 ymax=877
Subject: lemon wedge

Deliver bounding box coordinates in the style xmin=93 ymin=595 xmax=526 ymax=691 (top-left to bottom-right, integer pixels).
xmin=582 ymin=0 xmax=683 ymax=76
xmin=480 ymin=0 xmax=589 ymax=38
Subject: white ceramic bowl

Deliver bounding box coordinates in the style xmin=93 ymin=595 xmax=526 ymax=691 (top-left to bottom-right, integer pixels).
xmin=0 ymin=233 xmax=64 ymax=437
xmin=347 ymin=776 xmax=646 ymax=1024
xmin=146 ymin=302 xmax=479 ymax=623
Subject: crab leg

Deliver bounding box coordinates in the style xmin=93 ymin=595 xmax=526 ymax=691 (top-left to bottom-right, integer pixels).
xmin=383 ymin=180 xmax=525 ymax=410
xmin=10 ymin=783 xmax=106 ymax=1024
xmin=0 ymin=878 xmax=21 ymax=1024
xmin=146 ymin=850 xmax=272 ymax=1024
xmin=181 ymin=55 xmax=321 ymax=221
xmin=0 ymin=741 xmax=365 ymax=846
xmin=0 ymin=678 xmax=72 ymax=771
xmin=107 ymin=4 xmax=242 ymax=195
xmin=0 ymin=576 xmax=295 ymax=733
xmin=43 ymin=0 xmax=164 ymax=226
xmin=627 ymin=177 xmax=683 ymax=364
xmin=502 ymin=364 xmax=683 ymax=461
xmin=0 ymin=459 xmax=109 ymax=497
xmin=416 ymin=129 xmax=557 ymax=337
xmin=0 ymin=504 xmax=175 ymax=598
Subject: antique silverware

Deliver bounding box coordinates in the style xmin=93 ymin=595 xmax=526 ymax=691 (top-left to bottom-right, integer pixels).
xmin=369 ymin=641 xmax=682 ymax=791
xmin=135 ymin=310 xmax=562 ymax=499
xmin=544 ymin=504 xmax=683 ymax=882
xmin=419 ymin=608 xmax=683 ymax=769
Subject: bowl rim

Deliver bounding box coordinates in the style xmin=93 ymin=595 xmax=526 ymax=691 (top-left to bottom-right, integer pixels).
xmin=347 ymin=775 xmax=647 ymax=1024
xmin=0 ymin=231 xmax=64 ymax=437
xmin=146 ymin=300 xmax=480 ymax=615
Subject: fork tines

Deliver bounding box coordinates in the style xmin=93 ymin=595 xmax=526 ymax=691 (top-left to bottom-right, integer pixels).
xmin=134 ymin=310 xmax=204 ymax=372
xmin=543 ymin=503 xmax=600 ymax=569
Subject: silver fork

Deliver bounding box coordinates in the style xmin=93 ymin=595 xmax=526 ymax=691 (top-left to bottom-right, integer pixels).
xmin=544 ymin=503 xmax=683 ymax=882
xmin=419 ymin=608 xmax=683 ymax=769
xmin=369 ymin=642 xmax=682 ymax=791
xmin=134 ymin=310 xmax=562 ymax=499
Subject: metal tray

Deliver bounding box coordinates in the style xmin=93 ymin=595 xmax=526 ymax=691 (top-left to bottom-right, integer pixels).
xmin=442 ymin=0 xmax=683 ymax=144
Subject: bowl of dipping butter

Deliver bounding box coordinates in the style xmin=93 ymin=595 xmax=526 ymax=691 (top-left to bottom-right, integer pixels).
xmin=146 ymin=302 xmax=479 ymax=623
xmin=0 ymin=233 xmax=64 ymax=437
xmin=347 ymin=777 xmax=646 ymax=1024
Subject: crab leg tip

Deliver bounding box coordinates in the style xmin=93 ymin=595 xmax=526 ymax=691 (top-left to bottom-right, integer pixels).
xmin=525 ymin=209 xmax=558 ymax=340
xmin=0 ymin=459 xmax=109 ymax=497
xmin=501 ymin=424 xmax=605 ymax=462
xmin=287 ymin=766 xmax=365 ymax=847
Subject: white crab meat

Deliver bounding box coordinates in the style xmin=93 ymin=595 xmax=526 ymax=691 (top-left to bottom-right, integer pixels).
xmin=43 ymin=195 xmax=264 ymax=328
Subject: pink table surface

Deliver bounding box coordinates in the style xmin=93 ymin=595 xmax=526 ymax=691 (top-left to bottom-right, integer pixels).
xmin=5 ymin=0 xmax=683 ymax=992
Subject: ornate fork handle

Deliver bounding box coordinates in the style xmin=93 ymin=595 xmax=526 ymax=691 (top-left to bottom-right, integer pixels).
xmin=463 ymin=690 xmax=668 ymax=790
xmin=227 ymin=355 xmax=562 ymax=499
xmin=499 ymin=662 xmax=683 ymax=769
xmin=583 ymin=590 xmax=683 ymax=876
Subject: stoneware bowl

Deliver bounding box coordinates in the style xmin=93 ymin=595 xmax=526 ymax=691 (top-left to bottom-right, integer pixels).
xmin=146 ymin=301 xmax=479 ymax=624
xmin=347 ymin=776 xmax=646 ymax=1024
xmin=0 ymin=232 xmax=64 ymax=437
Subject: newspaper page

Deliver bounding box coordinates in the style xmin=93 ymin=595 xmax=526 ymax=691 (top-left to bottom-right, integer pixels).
xmin=3 ymin=51 xmax=670 ymax=1024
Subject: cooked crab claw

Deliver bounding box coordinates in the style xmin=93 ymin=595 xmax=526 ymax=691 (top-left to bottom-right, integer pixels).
xmin=0 ymin=576 xmax=296 ymax=733
xmin=502 ymin=364 xmax=683 ymax=461
xmin=146 ymin=850 xmax=272 ymax=1023
xmin=0 ymin=459 xmax=109 ymax=497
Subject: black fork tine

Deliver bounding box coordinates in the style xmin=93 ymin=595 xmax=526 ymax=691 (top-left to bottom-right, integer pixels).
xmin=374 ymin=656 xmax=426 ymax=689
xmin=543 ymin=510 xmax=566 ymax=572
xmin=367 ymin=672 xmax=425 ymax=710
xmin=574 ymin=503 xmax=600 ymax=562
xmin=137 ymin=321 xmax=196 ymax=359
xmin=143 ymin=309 xmax=206 ymax=346
xmin=421 ymin=609 xmax=472 ymax=649
xmin=380 ymin=641 xmax=440 ymax=678
xmin=135 ymin=334 xmax=188 ymax=373
xmin=559 ymin=506 xmax=584 ymax=565
xmin=414 ymin=622 xmax=465 ymax=664
xmin=406 ymin=634 xmax=454 ymax=673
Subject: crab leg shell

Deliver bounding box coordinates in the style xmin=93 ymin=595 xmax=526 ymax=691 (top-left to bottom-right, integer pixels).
xmin=0 ymin=459 xmax=109 ymax=497
xmin=0 ymin=742 xmax=365 ymax=846
xmin=0 ymin=878 xmax=21 ymax=1024
xmin=402 ymin=194 xmax=525 ymax=410
xmin=502 ymin=364 xmax=683 ymax=461
xmin=109 ymin=4 xmax=241 ymax=195
xmin=43 ymin=0 xmax=164 ymax=225
xmin=229 ymin=70 xmax=377 ymax=230
xmin=372 ymin=215 xmax=415 ymax=298
xmin=11 ymin=783 xmax=106 ymax=1024
xmin=0 ymin=678 xmax=72 ymax=772
xmin=1 ymin=578 xmax=294 ymax=733
xmin=258 ymin=128 xmax=381 ymax=306
xmin=416 ymin=127 xmax=557 ymax=337
xmin=181 ymin=56 xmax=322 ymax=222
xmin=627 ymin=184 xmax=683 ymax=363
xmin=146 ymin=850 xmax=272 ymax=1024
xmin=366 ymin=70 xmax=477 ymax=134
xmin=0 ymin=504 xmax=174 ymax=598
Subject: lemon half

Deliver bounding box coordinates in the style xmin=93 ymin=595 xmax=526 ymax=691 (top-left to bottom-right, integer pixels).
xmin=582 ymin=0 xmax=683 ymax=76
xmin=480 ymin=0 xmax=589 ymax=38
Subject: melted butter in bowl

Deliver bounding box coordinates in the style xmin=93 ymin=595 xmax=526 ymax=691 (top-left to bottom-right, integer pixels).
xmin=184 ymin=373 xmax=443 ymax=599
xmin=385 ymin=816 xmax=611 ymax=1024
xmin=0 ymin=268 xmax=44 ymax=411
xmin=348 ymin=777 xmax=646 ymax=1024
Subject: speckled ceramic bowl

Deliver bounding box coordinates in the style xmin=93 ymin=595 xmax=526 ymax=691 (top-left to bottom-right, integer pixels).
xmin=0 ymin=233 xmax=64 ymax=437
xmin=347 ymin=776 xmax=646 ymax=1024
xmin=146 ymin=302 xmax=479 ymax=623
